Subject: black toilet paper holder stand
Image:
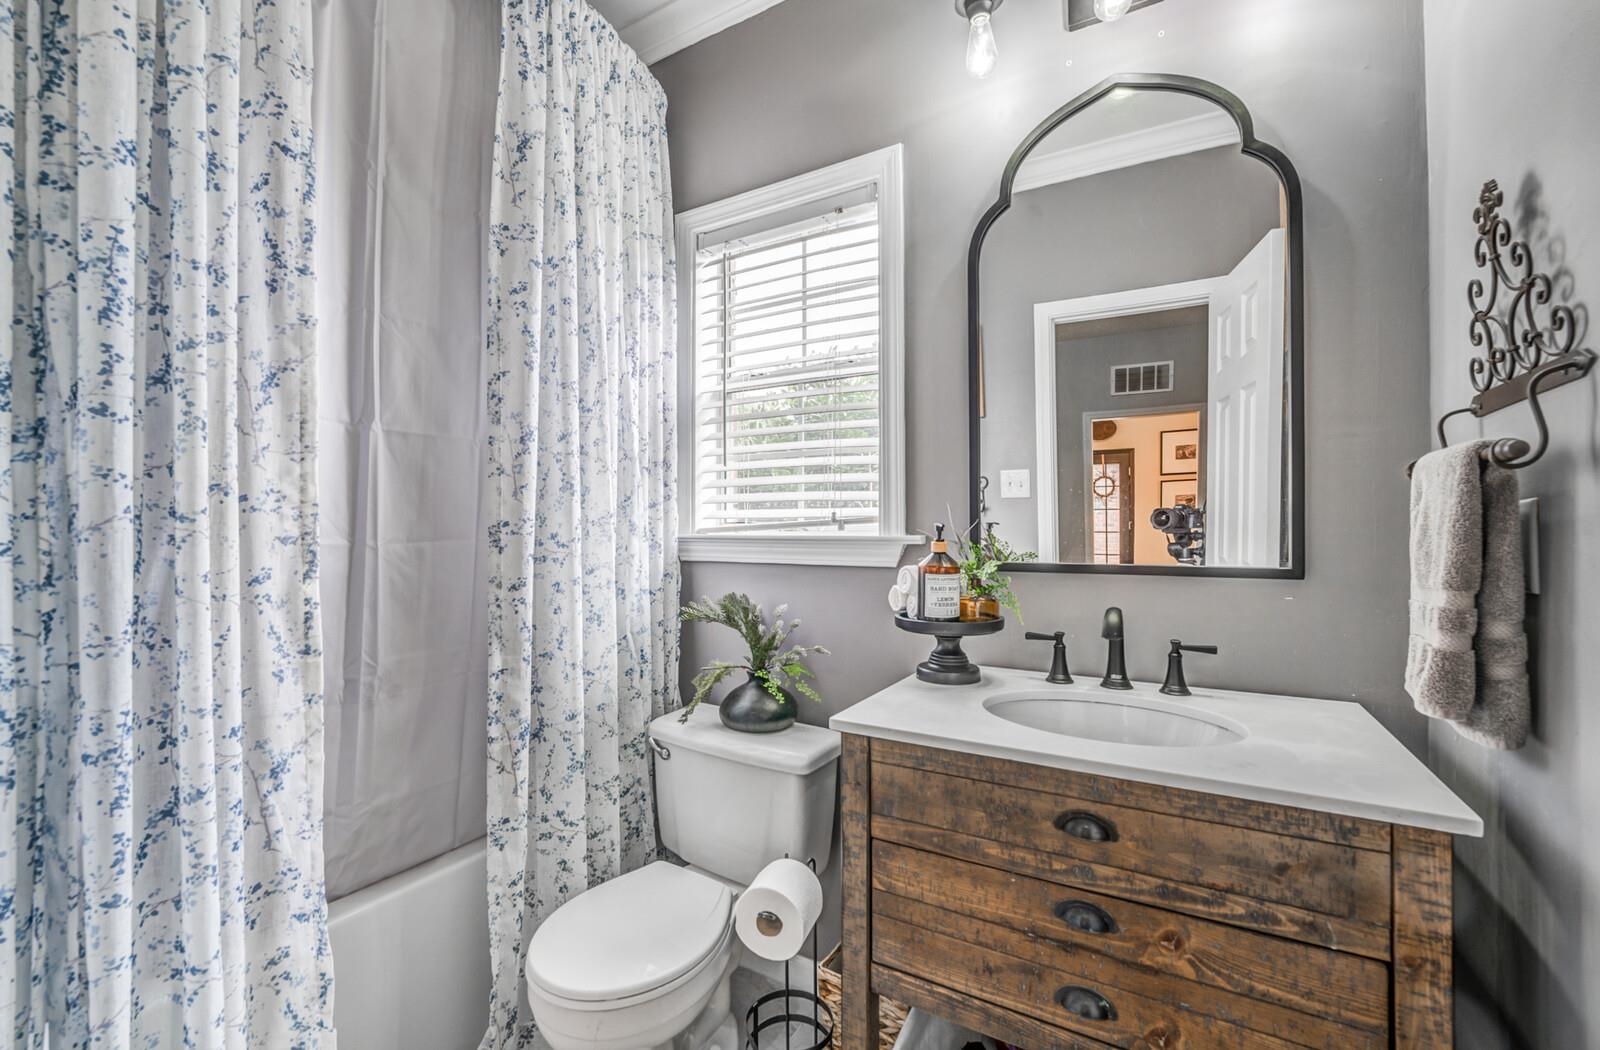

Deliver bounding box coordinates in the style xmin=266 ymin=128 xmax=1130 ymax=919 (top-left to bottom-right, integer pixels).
xmin=743 ymin=856 xmax=834 ymax=1050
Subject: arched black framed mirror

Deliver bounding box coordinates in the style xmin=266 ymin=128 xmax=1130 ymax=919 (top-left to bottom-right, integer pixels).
xmin=968 ymin=74 xmax=1304 ymax=578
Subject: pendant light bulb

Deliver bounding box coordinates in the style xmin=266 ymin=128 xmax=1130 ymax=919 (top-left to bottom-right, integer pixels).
xmin=965 ymin=9 xmax=998 ymax=79
xmin=1094 ymin=0 xmax=1134 ymax=21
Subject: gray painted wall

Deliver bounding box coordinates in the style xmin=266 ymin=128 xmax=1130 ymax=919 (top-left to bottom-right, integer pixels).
xmin=979 ymin=145 xmax=1279 ymax=554
xmin=655 ymin=0 xmax=1433 ymax=752
xmin=1422 ymin=1 xmax=1600 ymax=1045
xmin=1054 ymin=322 xmax=1208 ymax=561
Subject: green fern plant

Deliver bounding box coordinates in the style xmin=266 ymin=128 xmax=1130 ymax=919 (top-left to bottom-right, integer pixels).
xmin=951 ymin=519 xmax=1037 ymax=622
xmin=679 ymin=593 xmax=827 ymax=722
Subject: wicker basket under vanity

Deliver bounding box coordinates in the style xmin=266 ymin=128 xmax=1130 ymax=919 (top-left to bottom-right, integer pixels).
xmin=817 ymin=946 xmax=908 ymax=1050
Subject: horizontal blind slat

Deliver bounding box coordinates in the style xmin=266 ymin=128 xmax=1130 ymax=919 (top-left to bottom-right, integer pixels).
xmin=695 ymin=245 xmax=880 ymax=301
xmin=699 ymin=282 xmax=881 ymax=328
xmin=700 ymin=330 xmax=882 ymax=362
xmin=697 ymin=440 xmax=880 ymax=464
xmin=696 ymin=222 xmax=878 ymax=276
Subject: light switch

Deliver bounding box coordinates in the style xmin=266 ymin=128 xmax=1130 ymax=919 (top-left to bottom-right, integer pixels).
xmin=1000 ymin=469 xmax=1031 ymax=499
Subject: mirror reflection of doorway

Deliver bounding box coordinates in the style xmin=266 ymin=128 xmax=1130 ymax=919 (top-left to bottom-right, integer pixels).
xmin=1091 ymin=449 xmax=1134 ymax=565
xmin=1085 ymin=408 xmax=1201 ymax=564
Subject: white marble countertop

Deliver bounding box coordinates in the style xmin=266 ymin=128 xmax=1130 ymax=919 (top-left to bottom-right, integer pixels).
xmin=830 ymin=666 xmax=1483 ymax=836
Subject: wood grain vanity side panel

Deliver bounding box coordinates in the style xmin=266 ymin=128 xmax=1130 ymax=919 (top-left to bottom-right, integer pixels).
xmin=871 ymin=738 xmax=1391 ymax=852
xmin=871 ymin=840 xmax=1391 ymax=1034
xmin=840 ymin=734 xmax=879 ymax=1050
xmin=1392 ymin=825 xmax=1453 ymax=1049
xmin=871 ymin=760 xmax=1392 ymax=927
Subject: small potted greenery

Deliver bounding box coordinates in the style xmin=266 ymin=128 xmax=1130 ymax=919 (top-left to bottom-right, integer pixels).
xmin=953 ymin=522 xmax=1036 ymax=622
xmin=680 ymin=593 xmax=826 ymax=732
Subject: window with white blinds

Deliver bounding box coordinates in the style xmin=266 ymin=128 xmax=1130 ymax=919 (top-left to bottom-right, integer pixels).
xmin=693 ymin=193 xmax=881 ymax=534
xmin=677 ymin=146 xmax=910 ymax=566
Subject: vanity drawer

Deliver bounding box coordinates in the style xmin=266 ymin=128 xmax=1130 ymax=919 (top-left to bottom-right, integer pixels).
xmin=869 ymin=748 xmax=1392 ymax=956
xmin=872 ymin=842 xmax=1389 ymax=1037
xmin=872 ymin=895 xmax=1386 ymax=1050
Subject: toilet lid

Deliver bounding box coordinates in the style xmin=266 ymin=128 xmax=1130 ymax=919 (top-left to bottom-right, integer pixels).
xmin=526 ymin=861 xmax=733 ymax=1003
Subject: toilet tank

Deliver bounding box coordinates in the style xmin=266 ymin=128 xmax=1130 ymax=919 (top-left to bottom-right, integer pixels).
xmin=649 ymin=706 xmax=841 ymax=886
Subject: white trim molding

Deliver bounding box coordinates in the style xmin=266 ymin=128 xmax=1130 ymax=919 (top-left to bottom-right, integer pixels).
xmin=677 ymin=532 xmax=926 ymax=568
xmin=620 ymin=0 xmax=790 ymax=65
xmin=1032 ymin=278 xmax=1218 ymax=562
xmin=1013 ymin=111 xmax=1239 ymax=194
xmin=675 ymin=144 xmax=910 ymax=568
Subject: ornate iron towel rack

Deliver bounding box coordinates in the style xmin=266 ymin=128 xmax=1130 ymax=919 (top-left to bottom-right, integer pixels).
xmin=1407 ymin=179 xmax=1595 ymax=478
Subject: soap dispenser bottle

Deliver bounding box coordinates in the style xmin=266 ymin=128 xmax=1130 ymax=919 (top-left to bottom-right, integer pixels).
xmin=918 ymin=523 xmax=962 ymax=622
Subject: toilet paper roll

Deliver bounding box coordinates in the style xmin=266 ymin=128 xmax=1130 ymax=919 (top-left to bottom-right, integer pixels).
xmin=734 ymin=859 xmax=824 ymax=962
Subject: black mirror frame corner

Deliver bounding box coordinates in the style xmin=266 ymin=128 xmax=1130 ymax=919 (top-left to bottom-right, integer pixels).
xmin=967 ymin=72 xmax=1307 ymax=580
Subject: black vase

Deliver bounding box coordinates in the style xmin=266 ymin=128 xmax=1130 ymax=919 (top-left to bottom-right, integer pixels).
xmin=719 ymin=673 xmax=797 ymax=733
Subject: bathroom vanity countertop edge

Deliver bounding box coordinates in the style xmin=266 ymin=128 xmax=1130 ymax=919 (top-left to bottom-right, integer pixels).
xmin=830 ymin=667 xmax=1484 ymax=837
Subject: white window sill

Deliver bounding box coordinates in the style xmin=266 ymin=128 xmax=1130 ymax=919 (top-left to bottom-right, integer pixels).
xmin=678 ymin=532 xmax=926 ymax=568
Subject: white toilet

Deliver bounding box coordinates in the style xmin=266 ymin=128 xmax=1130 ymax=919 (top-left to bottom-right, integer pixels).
xmin=525 ymin=705 xmax=841 ymax=1050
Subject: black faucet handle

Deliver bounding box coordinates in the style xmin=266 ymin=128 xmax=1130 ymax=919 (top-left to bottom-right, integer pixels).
xmin=1160 ymin=639 xmax=1217 ymax=696
xmin=1026 ymin=631 xmax=1073 ymax=684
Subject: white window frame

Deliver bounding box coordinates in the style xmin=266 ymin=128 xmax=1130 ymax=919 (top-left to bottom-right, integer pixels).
xmin=675 ymin=144 xmax=918 ymax=567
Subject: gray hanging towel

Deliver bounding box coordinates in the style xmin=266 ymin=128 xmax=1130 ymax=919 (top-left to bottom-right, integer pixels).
xmin=1404 ymin=440 xmax=1530 ymax=748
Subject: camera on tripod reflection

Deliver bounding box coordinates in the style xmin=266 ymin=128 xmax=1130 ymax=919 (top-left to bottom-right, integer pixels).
xmin=1150 ymin=504 xmax=1205 ymax=565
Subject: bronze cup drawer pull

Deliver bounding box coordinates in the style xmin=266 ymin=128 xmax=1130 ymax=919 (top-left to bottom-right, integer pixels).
xmin=1054 ymin=899 xmax=1117 ymax=935
xmin=1056 ymin=986 xmax=1117 ymax=1022
xmin=1054 ymin=810 xmax=1118 ymax=842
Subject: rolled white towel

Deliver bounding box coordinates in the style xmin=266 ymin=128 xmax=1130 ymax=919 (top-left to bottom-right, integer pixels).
xmin=888 ymin=564 xmax=920 ymax=616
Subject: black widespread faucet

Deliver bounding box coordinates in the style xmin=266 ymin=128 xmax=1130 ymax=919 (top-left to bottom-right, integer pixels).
xmin=1099 ymin=607 xmax=1132 ymax=690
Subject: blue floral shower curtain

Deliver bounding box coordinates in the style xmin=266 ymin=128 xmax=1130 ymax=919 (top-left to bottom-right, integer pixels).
xmin=482 ymin=1 xmax=679 ymax=1046
xmin=2 ymin=1 xmax=332 ymax=1045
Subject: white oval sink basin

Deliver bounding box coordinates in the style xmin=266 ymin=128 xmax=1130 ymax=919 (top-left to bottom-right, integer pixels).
xmin=984 ymin=696 xmax=1246 ymax=748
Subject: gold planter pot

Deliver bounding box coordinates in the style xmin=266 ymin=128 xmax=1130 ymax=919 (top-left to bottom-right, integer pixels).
xmin=960 ymin=595 xmax=1000 ymax=622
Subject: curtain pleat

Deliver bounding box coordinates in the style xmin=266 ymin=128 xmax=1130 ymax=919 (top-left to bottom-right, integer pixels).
xmin=481 ymin=1 xmax=679 ymax=1046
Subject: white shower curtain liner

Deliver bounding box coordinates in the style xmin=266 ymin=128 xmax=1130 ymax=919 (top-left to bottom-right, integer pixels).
xmin=311 ymin=0 xmax=499 ymax=900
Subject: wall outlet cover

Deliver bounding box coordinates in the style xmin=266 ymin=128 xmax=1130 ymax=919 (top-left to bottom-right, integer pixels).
xmin=1000 ymin=469 xmax=1031 ymax=499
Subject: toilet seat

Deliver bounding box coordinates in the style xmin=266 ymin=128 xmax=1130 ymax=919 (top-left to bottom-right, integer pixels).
xmin=527 ymin=861 xmax=734 ymax=1008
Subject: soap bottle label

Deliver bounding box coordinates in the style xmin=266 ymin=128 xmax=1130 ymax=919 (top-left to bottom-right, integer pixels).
xmin=921 ymin=574 xmax=961 ymax=620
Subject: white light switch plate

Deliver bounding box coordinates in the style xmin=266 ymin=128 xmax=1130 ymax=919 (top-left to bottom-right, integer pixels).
xmin=1000 ymin=469 xmax=1031 ymax=499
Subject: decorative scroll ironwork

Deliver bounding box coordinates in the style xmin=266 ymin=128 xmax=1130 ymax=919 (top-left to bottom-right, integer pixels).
xmin=1409 ymin=178 xmax=1597 ymax=475
xmin=1465 ymin=179 xmax=1593 ymax=416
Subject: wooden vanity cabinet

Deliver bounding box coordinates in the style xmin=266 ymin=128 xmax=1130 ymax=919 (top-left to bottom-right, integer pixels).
xmin=840 ymin=735 xmax=1453 ymax=1050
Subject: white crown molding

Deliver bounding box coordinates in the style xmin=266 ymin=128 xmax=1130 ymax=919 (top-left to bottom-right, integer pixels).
xmin=622 ymin=0 xmax=790 ymax=65
xmin=1013 ymin=110 xmax=1239 ymax=194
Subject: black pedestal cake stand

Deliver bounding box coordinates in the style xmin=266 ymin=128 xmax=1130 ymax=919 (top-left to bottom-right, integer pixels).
xmin=893 ymin=613 xmax=1005 ymax=685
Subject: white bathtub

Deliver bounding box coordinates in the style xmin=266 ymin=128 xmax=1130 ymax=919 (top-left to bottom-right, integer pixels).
xmin=329 ymin=839 xmax=491 ymax=1050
